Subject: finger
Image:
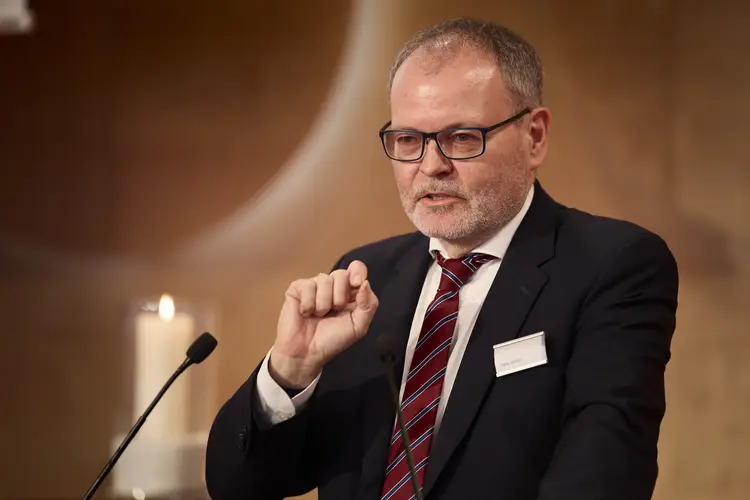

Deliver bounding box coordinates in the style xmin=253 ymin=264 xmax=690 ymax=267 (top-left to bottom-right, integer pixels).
xmin=350 ymin=280 xmax=379 ymax=336
xmin=347 ymin=260 xmax=368 ymax=288
xmin=294 ymin=279 xmax=317 ymax=317
xmin=331 ymin=269 xmax=351 ymax=309
xmin=314 ymin=274 xmax=334 ymax=317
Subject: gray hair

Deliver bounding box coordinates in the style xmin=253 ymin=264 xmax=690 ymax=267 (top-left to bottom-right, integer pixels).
xmin=388 ymin=18 xmax=543 ymax=108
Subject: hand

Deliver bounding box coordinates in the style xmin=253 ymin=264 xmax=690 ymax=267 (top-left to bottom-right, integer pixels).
xmin=269 ymin=260 xmax=379 ymax=389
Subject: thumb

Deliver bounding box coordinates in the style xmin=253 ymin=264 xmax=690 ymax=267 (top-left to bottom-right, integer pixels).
xmin=350 ymin=280 xmax=378 ymax=336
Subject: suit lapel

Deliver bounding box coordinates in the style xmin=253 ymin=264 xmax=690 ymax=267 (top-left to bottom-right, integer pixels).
xmin=355 ymin=235 xmax=433 ymax=500
xmin=422 ymin=183 xmax=559 ymax=495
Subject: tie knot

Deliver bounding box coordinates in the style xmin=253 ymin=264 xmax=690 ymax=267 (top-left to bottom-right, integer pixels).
xmin=436 ymin=252 xmax=497 ymax=291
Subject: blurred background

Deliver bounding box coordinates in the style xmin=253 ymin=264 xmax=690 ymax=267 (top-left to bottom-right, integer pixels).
xmin=1 ymin=0 xmax=748 ymax=499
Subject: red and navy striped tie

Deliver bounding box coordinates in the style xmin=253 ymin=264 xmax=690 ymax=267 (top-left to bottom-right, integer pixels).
xmin=380 ymin=252 xmax=497 ymax=500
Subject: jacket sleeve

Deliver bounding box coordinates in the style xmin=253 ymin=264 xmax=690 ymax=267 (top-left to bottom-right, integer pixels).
xmin=204 ymin=363 xmax=319 ymax=500
xmin=204 ymin=255 xmax=352 ymax=499
xmin=537 ymin=230 xmax=679 ymax=500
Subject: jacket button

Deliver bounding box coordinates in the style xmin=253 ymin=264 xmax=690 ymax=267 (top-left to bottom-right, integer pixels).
xmin=238 ymin=425 xmax=248 ymax=451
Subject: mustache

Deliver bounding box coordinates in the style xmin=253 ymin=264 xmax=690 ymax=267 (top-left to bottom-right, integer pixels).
xmin=413 ymin=185 xmax=466 ymax=199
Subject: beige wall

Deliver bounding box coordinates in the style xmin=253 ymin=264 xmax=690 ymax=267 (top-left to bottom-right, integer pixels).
xmin=1 ymin=1 xmax=748 ymax=499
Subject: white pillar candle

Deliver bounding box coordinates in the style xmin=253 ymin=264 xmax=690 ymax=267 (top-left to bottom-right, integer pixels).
xmin=133 ymin=294 xmax=195 ymax=440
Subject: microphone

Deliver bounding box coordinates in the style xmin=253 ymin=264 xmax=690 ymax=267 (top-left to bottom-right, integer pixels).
xmin=376 ymin=334 xmax=424 ymax=500
xmin=81 ymin=332 xmax=218 ymax=500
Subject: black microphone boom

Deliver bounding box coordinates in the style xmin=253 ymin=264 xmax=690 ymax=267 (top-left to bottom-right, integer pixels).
xmin=376 ymin=334 xmax=424 ymax=500
xmin=81 ymin=332 xmax=218 ymax=500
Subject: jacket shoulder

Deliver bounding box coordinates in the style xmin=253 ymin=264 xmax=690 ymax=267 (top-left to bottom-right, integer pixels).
xmin=557 ymin=205 xmax=676 ymax=266
xmin=330 ymin=232 xmax=427 ymax=271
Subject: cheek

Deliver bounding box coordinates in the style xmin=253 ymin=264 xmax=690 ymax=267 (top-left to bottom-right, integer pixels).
xmin=468 ymin=144 xmax=526 ymax=187
xmin=392 ymin=164 xmax=416 ymax=191
xmin=457 ymin=160 xmax=501 ymax=192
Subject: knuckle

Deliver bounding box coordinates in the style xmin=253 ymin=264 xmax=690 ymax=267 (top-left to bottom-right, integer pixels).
xmin=316 ymin=273 xmax=333 ymax=284
xmin=317 ymin=281 xmax=333 ymax=295
xmin=331 ymin=270 xmax=349 ymax=284
xmin=287 ymin=279 xmax=307 ymax=295
xmin=296 ymin=278 xmax=314 ymax=288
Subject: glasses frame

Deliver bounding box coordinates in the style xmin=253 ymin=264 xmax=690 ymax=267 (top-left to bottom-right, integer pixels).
xmin=378 ymin=107 xmax=531 ymax=162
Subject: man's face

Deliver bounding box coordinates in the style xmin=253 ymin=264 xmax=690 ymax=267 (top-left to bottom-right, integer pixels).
xmin=388 ymin=45 xmax=547 ymax=246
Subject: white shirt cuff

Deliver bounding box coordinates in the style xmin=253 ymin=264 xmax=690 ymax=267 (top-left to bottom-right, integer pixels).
xmin=255 ymin=348 xmax=321 ymax=425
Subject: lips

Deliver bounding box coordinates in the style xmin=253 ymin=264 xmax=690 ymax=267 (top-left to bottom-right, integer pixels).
xmin=421 ymin=192 xmax=461 ymax=200
xmin=417 ymin=192 xmax=463 ymax=208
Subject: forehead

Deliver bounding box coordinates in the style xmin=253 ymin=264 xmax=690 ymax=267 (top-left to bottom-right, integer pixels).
xmin=389 ymin=46 xmax=510 ymax=129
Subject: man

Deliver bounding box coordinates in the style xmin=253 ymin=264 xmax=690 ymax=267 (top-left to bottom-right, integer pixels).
xmin=205 ymin=18 xmax=679 ymax=500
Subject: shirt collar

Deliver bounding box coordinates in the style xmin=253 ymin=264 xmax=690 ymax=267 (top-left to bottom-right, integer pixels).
xmin=429 ymin=183 xmax=534 ymax=261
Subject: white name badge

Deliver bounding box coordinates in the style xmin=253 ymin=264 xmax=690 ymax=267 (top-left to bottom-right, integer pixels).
xmin=492 ymin=331 xmax=548 ymax=378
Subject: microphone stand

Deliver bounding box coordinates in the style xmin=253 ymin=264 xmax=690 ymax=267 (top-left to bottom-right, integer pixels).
xmin=81 ymin=358 xmax=192 ymax=500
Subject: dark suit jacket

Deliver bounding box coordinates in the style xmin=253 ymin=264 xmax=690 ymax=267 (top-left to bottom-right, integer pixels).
xmin=204 ymin=182 xmax=679 ymax=500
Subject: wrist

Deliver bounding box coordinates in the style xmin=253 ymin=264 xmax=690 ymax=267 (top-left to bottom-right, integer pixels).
xmin=268 ymin=350 xmax=322 ymax=389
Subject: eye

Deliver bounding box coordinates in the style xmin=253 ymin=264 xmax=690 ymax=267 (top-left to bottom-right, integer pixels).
xmin=452 ymin=133 xmax=474 ymax=143
xmin=396 ymin=134 xmax=419 ymax=145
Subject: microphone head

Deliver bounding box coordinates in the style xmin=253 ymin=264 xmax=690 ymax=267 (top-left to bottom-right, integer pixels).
xmin=186 ymin=332 xmax=217 ymax=364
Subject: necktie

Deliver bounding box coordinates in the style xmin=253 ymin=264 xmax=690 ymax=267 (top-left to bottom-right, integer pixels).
xmin=380 ymin=252 xmax=497 ymax=500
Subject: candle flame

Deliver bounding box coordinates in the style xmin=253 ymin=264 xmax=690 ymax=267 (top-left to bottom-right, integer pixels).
xmin=158 ymin=293 xmax=175 ymax=321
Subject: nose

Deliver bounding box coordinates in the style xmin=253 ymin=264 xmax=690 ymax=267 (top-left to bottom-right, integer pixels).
xmin=419 ymin=139 xmax=453 ymax=177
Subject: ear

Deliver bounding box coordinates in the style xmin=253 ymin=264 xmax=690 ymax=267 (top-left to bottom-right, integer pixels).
xmin=526 ymin=107 xmax=551 ymax=171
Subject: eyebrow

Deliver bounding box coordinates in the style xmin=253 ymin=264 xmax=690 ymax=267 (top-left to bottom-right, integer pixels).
xmin=389 ymin=121 xmax=483 ymax=131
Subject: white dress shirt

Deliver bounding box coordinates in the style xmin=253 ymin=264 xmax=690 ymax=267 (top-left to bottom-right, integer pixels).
xmin=256 ymin=184 xmax=535 ymax=432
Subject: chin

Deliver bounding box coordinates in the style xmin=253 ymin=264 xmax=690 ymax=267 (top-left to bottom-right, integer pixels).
xmin=412 ymin=213 xmax=473 ymax=241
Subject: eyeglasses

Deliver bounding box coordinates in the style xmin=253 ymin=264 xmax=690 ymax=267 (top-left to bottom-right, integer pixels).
xmin=378 ymin=108 xmax=531 ymax=162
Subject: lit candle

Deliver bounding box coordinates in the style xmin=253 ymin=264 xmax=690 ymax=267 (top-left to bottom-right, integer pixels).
xmin=133 ymin=294 xmax=195 ymax=439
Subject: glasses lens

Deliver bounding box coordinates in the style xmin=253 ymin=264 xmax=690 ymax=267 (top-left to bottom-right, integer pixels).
xmin=383 ymin=131 xmax=423 ymax=161
xmin=437 ymin=129 xmax=484 ymax=159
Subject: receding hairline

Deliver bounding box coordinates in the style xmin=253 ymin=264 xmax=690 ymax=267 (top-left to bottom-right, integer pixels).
xmin=391 ymin=41 xmax=502 ymax=87
xmin=387 ymin=20 xmax=544 ymax=108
